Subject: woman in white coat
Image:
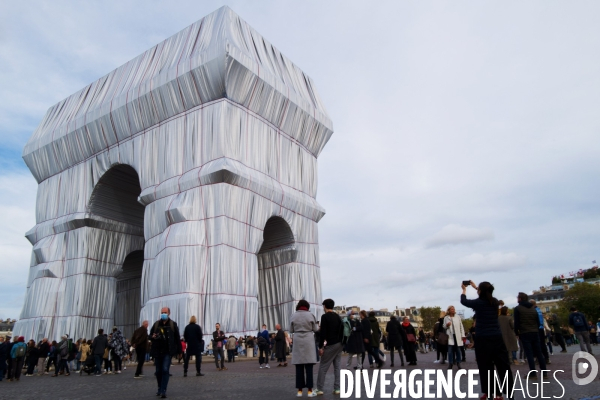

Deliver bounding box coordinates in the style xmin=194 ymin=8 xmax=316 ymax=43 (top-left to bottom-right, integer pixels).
xmin=444 ymin=305 xmax=465 ymax=369
xmin=290 ymin=299 xmax=319 ymax=397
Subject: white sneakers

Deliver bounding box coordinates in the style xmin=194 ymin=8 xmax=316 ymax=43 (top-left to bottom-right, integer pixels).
xmin=433 ymin=360 xmax=440 ymax=363
xmin=265 ymin=364 xmax=270 ymax=368
xmin=260 ymin=364 xmax=264 ymax=369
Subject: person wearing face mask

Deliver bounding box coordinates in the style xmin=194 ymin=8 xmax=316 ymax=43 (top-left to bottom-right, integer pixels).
xmin=150 ymin=307 xmax=182 ymax=398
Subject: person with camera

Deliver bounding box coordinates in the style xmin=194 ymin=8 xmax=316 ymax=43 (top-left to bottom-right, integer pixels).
xmin=461 ymin=280 xmax=514 ymax=399
xmin=150 ymin=307 xmax=182 ymax=398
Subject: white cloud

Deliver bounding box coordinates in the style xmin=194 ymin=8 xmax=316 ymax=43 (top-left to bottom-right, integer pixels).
xmin=425 ymin=224 xmax=494 ymax=248
xmin=454 ymin=252 xmax=527 ymax=273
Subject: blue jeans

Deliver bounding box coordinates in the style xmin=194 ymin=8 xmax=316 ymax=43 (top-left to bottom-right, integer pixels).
xmin=520 ymin=332 xmax=547 ymax=373
xmin=448 ymin=344 xmax=462 ymax=364
xmin=94 ymin=355 xmax=103 ymax=374
xmin=154 ymin=354 xmax=171 ymax=395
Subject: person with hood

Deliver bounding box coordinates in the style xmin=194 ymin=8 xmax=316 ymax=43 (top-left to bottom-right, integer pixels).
xmin=10 ymin=336 xmax=27 ymax=381
xmin=150 ymin=307 xmax=182 ymax=398
xmin=444 ymin=305 xmax=465 ymax=370
xmin=433 ymin=311 xmax=448 ymax=364
xmin=461 ymin=281 xmax=514 ymax=399
xmin=183 ymin=315 xmax=204 ymax=377
xmin=91 ymin=329 xmax=108 ymax=376
xmin=290 ymin=299 xmax=319 ymax=397
xmin=344 ymin=310 xmax=365 ymax=369
xmin=514 ymin=292 xmax=548 ymax=378
xmin=0 ymin=336 xmax=9 ymax=381
xmin=109 ymin=326 xmax=128 ymax=374
xmin=386 ymin=315 xmax=404 ymax=367
xmin=257 ymin=324 xmax=270 ymax=368
xmin=400 ymin=317 xmax=418 ymax=366
xmin=275 ymin=324 xmax=287 ymax=367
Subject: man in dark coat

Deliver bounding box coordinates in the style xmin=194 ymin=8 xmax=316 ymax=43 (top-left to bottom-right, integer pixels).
xmin=344 ymin=311 xmax=365 ymax=369
xmin=131 ymin=320 xmax=149 ymax=378
xmin=275 ymin=324 xmax=287 ymax=366
xmin=183 ymin=315 xmax=204 ymax=377
xmin=150 ymin=307 xmax=182 ymax=398
xmin=0 ymin=336 xmax=9 ymax=381
xmin=91 ymin=329 xmax=108 ymax=376
xmin=386 ymin=315 xmax=404 ymax=367
xmin=364 ymin=311 xmax=383 ymax=368
xmin=514 ymin=292 xmax=547 ymax=377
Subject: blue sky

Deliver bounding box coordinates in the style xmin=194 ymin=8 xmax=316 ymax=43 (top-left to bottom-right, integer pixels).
xmin=1 ymin=1 xmax=600 ymax=319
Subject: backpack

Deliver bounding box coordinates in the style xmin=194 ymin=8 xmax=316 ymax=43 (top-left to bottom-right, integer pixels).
xmin=573 ymin=313 xmax=585 ymax=329
xmin=341 ymin=318 xmax=352 ymax=344
xmin=15 ymin=344 xmax=26 ymax=358
xmin=257 ymin=335 xmax=267 ymax=348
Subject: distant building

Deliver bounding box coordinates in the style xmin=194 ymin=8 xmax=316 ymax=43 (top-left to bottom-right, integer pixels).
xmin=0 ymin=319 xmax=16 ymax=337
xmin=529 ymin=276 xmax=600 ymax=313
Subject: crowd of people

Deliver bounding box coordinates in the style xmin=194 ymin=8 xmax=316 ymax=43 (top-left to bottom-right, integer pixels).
xmin=1 ymin=283 xmax=598 ymax=398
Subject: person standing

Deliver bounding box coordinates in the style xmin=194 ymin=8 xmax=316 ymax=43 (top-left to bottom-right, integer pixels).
xmin=569 ymin=306 xmax=593 ymax=354
xmin=400 ymin=317 xmax=418 ymax=366
xmin=444 ymin=306 xmax=465 ymax=370
xmin=150 ymin=307 xmax=182 ymax=398
xmin=530 ymin=300 xmax=550 ymax=364
xmin=368 ymin=311 xmax=385 ymax=368
xmin=434 ymin=311 xmax=448 ymax=364
xmin=547 ymin=314 xmax=566 ymax=353
xmin=131 ymin=320 xmax=149 ymax=378
xmin=461 ymin=281 xmax=514 ymax=399
xmin=316 ymin=298 xmax=344 ymax=396
xmin=290 ymin=299 xmax=319 ymax=397
xmin=91 ymin=329 xmax=108 ymax=376
xmin=345 ymin=311 xmax=365 ymax=369
xmin=515 ymin=292 xmax=548 ymax=378
xmin=0 ymin=336 xmax=8 ymax=381
xmin=10 ymin=336 xmax=27 ymax=381
xmin=183 ymin=315 xmax=204 ymax=377
xmin=109 ymin=326 xmax=128 ymax=374
xmin=25 ymin=340 xmax=39 ymax=376
xmin=386 ymin=315 xmax=404 ymax=367
xmin=212 ymin=323 xmax=227 ymax=371
xmin=498 ymin=306 xmax=519 ymax=365
xmin=79 ymin=339 xmax=90 ymax=373
xmin=54 ymin=334 xmax=70 ymax=376
xmin=418 ymin=328 xmax=428 ymax=354
xmin=257 ymin=324 xmax=270 ymax=368
xmin=275 ymin=324 xmax=287 ymax=366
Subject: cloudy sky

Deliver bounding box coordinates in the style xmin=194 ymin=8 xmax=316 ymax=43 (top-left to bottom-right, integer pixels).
xmin=1 ymin=1 xmax=599 ymax=319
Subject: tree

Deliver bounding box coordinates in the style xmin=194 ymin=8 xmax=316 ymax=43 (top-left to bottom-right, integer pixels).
xmin=559 ymin=282 xmax=600 ymax=324
xmin=419 ymin=306 xmax=442 ymax=332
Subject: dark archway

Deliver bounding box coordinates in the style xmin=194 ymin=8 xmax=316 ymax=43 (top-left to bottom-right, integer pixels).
xmin=89 ymin=164 xmax=144 ymax=228
xmin=115 ymin=250 xmax=144 ymax=339
xmin=257 ymin=217 xmax=297 ymax=329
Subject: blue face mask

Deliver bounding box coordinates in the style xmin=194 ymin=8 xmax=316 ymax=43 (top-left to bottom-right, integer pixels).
xmin=161 ymin=313 xmax=168 ymax=321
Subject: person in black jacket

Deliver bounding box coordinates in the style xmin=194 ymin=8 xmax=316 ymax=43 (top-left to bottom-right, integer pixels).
xmin=91 ymin=329 xmax=108 ymax=376
xmin=275 ymin=324 xmax=287 ymax=366
xmin=183 ymin=315 xmax=204 ymax=377
xmin=316 ymin=298 xmax=344 ymax=395
xmin=212 ymin=323 xmax=227 ymax=371
xmin=514 ymin=292 xmax=547 ymax=377
xmin=433 ymin=312 xmax=448 ymax=364
xmin=150 ymin=307 xmax=182 ymax=398
xmin=461 ymin=281 xmax=514 ymax=399
xmin=37 ymin=338 xmax=50 ymax=376
xmin=0 ymin=336 xmax=8 ymax=381
xmin=25 ymin=340 xmax=39 ymax=376
xmin=400 ymin=317 xmax=418 ymax=365
xmin=386 ymin=315 xmax=404 ymax=367
xmin=131 ymin=320 xmax=149 ymax=378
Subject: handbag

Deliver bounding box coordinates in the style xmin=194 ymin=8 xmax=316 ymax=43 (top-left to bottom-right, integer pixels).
xmin=437 ymin=332 xmax=449 ymax=346
xmin=406 ymin=333 xmax=416 ymax=343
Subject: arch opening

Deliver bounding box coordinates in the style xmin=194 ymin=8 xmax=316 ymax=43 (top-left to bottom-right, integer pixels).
xmin=257 ymin=217 xmax=297 ymax=330
xmin=89 ymin=164 xmax=144 ymax=228
xmin=115 ymin=250 xmax=144 ymax=339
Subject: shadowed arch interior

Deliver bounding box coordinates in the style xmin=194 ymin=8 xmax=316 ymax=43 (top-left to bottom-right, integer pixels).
xmin=115 ymin=250 xmax=144 ymax=339
xmin=89 ymin=164 xmax=144 ymax=228
xmin=257 ymin=217 xmax=297 ymax=330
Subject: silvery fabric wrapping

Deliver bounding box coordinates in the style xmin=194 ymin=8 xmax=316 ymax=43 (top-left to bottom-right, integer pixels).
xmin=14 ymin=6 xmax=332 ymax=342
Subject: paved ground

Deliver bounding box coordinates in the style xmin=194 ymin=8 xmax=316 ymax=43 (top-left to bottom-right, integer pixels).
xmin=1 ymin=345 xmax=599 ymax=399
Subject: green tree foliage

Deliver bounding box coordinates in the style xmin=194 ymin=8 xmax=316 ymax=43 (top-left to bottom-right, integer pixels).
xmin=559 ymin=282 xmax=600 ymax=324
xmin=462 ymin=318 xmax=474 ymax=333
xmin=419 ymin=306 xmax=442 ymax=332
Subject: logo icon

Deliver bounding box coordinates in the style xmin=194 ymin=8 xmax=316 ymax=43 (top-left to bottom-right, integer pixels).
xmin=572 ymin=351 xmax=598 ymax=385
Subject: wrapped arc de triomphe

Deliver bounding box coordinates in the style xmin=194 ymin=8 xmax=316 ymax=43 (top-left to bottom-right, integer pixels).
xmin=13 ymin=6 xmax=333 ymax=341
